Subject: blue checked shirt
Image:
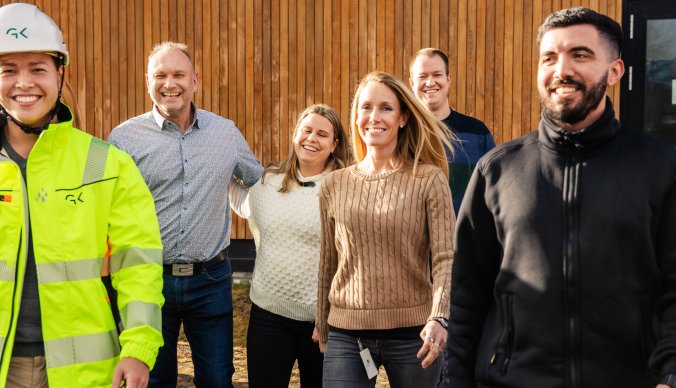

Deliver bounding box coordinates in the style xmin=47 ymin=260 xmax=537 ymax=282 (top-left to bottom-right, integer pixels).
xmin=109 ymin=106 xmax=262 ymax=264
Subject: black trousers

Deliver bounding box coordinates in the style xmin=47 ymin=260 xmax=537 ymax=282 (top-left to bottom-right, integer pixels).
xmin=247 ymin=303 xmax=323 ymax=388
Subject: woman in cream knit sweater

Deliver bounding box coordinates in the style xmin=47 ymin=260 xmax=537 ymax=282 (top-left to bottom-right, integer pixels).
xmin=317 ymin=71 xmax=455 ymax=387
xmin=229 ymin=104 xmax=350 ymax=387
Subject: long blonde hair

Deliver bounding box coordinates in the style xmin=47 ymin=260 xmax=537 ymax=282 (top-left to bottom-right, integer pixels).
xmin=264 ymin=104 xmax=351 ymax=192
xmin=350 ymin=71 xmax=454 ymax=177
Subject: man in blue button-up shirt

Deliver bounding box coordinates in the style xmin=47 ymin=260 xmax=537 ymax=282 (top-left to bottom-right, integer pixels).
xmin=109 ymin=41 xmax=262 ymax=388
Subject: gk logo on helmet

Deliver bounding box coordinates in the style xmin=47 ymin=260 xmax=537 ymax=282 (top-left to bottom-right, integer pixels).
xmin=5 ymin=27 xmax=28 ymax=39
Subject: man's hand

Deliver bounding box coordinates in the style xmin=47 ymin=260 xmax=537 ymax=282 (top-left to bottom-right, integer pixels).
xmin=112 ymin=357 xmax=149 ymax=388
xmin=417 ymin=320 xmax=448 ymax=368
xmin=657 ymin=385 xmax=671 ymax=388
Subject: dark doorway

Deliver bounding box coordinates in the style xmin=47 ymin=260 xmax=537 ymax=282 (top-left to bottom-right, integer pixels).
xmin=621 ymin=0 xmax=676 ymax=147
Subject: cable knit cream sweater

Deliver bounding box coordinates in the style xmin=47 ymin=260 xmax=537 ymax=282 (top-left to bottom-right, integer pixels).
xmin=316 ymin=164 xmax=455 ymax=342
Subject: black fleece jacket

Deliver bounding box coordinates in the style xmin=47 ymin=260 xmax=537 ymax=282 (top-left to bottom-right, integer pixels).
xmin=446 ymin=98 xmax=676 ymax=388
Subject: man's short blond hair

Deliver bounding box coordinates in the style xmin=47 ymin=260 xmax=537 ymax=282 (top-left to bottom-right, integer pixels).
xmin=148 ymin=41 xmax=192 ymax=64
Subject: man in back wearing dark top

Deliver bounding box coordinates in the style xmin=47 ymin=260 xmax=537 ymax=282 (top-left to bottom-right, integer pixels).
xmin=409 ymin=48 xmax=496 ymax=214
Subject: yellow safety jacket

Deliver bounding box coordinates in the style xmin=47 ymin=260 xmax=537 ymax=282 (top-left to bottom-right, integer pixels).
xmin=0 ymin=105 xmax=164 ymax=387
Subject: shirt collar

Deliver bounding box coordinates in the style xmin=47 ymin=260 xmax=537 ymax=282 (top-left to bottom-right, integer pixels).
xmin=151 ymin=104 xmax=200 ymax=131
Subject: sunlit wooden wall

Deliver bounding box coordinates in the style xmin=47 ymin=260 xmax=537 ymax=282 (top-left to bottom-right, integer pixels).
xmin=1 ymin=0 xmax=622 ymax=238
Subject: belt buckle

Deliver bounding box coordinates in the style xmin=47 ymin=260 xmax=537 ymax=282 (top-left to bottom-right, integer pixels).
xmin=172 ymin=263 xmax=194 ymax=276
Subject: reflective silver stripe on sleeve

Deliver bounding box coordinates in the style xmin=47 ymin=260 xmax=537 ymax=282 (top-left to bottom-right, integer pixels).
xmin=36 ymin=258 xmax=104 ymax=284
xmin=82 ymin=138 xmax=110 ymax=185
xmin=0 ymin=336 xmax=5 ymax=355
xmin=109 ymin=248 xmax=162 ymax=274
xmin=45 ymin=329 xmax=120 ymax=368
xmin=119 ymin=301 xmax=162 ymax=332
xmin=0 ymin=261 xmax=15 ymax=282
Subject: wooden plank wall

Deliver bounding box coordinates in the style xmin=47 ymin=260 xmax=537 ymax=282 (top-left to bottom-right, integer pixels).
xmin=1 ymin=0 xmax=622 ymax=238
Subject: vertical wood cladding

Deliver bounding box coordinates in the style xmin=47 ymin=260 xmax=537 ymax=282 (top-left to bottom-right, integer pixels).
xmin=6 ymin=0 xmax=622 ymax=238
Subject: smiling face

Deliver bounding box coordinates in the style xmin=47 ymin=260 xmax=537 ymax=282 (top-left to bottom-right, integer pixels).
xmin=0 ymin=52 xmax=62 ymax=128
xmin=355 ymin=81 xmax=408 ymax=154
xmin=409 ymin=54 xmax=450 ymax=115
xmin=146 ymin=47 xmax=197 ymax=122
xmin=537 ymin=24 xmax=624 ymax=131
xmin=293 ymin=113 xmax=338 ymax=173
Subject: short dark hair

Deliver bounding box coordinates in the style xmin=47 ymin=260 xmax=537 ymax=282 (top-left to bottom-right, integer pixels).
xmin=51 ymin=53 xmax=66 ymax=68
xmin=537 ymin=7 xmax=622 ymax=59
xmin=409 ymin=48 xmax=450 ymax=76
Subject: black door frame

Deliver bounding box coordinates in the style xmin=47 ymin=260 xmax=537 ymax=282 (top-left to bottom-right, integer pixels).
xmin=621 ymin=0 xmax=676 ymax=131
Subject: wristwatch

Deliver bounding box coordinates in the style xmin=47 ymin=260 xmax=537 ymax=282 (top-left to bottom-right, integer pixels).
xmin=430 ymin=317 xmax=448 ymax=329
xmin=660 ymin=374 xmax=676 ymax=388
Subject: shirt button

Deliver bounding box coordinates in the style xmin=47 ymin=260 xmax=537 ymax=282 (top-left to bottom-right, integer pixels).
xmin=180 ymin=230 xmax=185 ymax=234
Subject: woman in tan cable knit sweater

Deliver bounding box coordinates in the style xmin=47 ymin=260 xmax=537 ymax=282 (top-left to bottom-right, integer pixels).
xmin=316 ymin=71 xmax=455 ymax=387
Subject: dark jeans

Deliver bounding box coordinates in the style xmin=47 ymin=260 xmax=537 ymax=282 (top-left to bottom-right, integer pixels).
xmin=247 ymin=303 xmax=323 ymax=387
xmin=149 ymin=259 xmax=234 ymax=388
xmin=322 ymin=329 xmax=442 ymax=388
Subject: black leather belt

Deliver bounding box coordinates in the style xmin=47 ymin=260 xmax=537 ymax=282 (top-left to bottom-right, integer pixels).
xmin=164 ymin=250 xmax=226 ymax=277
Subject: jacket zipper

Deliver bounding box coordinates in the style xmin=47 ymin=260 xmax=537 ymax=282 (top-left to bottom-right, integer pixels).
xmin=0 ymin=158 xmax=29 ymax=367
xmin=490 ymin=293 xmax=514 ymax=375
xmin=563 ymin=159 xmax=580 ymax=388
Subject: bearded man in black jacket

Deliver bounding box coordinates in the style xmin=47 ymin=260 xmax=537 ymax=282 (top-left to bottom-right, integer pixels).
xmin=446 ymin=7 xmax=676 ymax=388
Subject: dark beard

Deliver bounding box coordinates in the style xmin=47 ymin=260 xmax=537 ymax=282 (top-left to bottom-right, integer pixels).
xmin=540 ymin=72 xmax=608 ymax=126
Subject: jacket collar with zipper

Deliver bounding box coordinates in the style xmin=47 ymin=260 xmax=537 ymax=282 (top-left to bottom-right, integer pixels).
xmin=538 ymin=96 xmax=622 ymax=157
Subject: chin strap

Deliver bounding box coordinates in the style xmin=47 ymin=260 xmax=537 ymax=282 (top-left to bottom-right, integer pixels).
xmin=0 ymin=103 xmax=61 ymax=135
xmin=1 ymin=63 xmax=66 ymax=135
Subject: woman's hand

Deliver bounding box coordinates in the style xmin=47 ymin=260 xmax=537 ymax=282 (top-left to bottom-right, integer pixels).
xmin=312 ymin=327 xmax=328 ymax=353
xmin=417 ymin=320 xmax=447 ymax=368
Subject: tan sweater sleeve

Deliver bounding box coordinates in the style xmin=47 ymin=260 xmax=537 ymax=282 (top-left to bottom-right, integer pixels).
xmin=426 ymin=169 xmax=455 ymax=320
xmin=316 ymin=174 xmax=338 ymax=342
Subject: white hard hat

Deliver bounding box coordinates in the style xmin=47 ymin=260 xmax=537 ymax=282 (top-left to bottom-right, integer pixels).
xmin=0 ymin=3 xmax=69 ymax=66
